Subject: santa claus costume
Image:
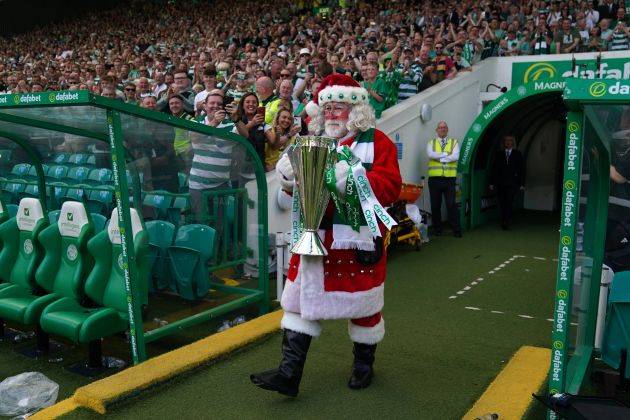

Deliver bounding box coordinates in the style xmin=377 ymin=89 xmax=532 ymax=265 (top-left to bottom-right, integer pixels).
xmin=250 ymin=74 xmax=402 ymax=396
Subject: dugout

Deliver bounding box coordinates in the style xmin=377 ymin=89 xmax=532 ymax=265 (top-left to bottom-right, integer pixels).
xmin=0 ymin=91 xmax=269 ymax=369
xmin=458 ymin=81 xmax=569 ymax=230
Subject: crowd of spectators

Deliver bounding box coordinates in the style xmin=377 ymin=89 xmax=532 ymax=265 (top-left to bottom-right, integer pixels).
xmin=0 ymin=0 xmax=629 ymax=176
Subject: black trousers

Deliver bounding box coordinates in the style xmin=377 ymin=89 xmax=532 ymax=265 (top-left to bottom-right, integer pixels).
xmin=428 ymin=176 xmax=460 ymax=234
xmin=497 ymin=185 xmax=517 ymax=226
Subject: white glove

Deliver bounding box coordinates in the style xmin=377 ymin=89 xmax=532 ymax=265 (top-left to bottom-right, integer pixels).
xmin=439 ymin=157 xmax=449 ymax=163
xmin=441 ymin=152 xmax=448 ymax=157
xmin=276 ymin=154 xmax=295 ymax=191
xmin=335 ymin=160 xmax=351 ymax=199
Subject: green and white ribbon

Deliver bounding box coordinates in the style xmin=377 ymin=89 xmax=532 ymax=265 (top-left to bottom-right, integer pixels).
xmin=325 ymin=146 xmax=396 ymax=237
xmin=290 ymin=188 xmax=304 ymax=247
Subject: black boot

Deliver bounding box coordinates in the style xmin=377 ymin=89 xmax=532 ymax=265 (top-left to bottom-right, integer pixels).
xmin=348 ymin=342 xmax=376 ymax=390
xmin=250 ymin=329 xmax=311 ymax=397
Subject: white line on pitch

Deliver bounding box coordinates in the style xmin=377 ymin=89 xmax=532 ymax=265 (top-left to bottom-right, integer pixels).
xmin=449 ymin=295 xmax=458 ymax=299
xmin=465 ymin=306 xmax=481 ymax=311
xmin=533 ymin=256 xmax=546 ymax=260
xmin=518 ymin=315 xmax=534 ymax=319
xmin=491 ymin=310 xmax=504 ymax=314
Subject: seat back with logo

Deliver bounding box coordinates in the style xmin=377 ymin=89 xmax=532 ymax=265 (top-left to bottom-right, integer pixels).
xmin=35 ymin=201 xmax=94 ymax=300
xmin=84 ymin=207 xmax=149 ymax=312
xmin=0 ymin=198 xmax=47 ymax=289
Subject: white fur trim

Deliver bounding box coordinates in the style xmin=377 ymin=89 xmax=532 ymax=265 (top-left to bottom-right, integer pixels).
xmin=281 ymin=255 xmax=384 ymax=320
xmin=58 ymin=201 xmax=90 ymax=238
xmin=277 ymin=188 xmax=293 ymax=211
xmin=319 ymin=86 xmax=369 ymax=106
xmin=281 ymin=311 xmax=322 ymax=337
xmin=304 ymin=101 xmax=319 ymax=118
xmin=348 ymin=318 xmax=385 ymax=344
xmin=17 ymin=198 xmax=45 ymax=232
xmin=331 ymin=225 xmax=375 ymax=251
xmin=350 ymin=141 xmax=374 ymax=164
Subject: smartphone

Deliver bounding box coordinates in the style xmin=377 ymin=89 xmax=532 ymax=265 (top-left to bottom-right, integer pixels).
xmin=308 ymin=64 xmax=315 ymax=74
xmin=293 ymin=116 xmax=301 ymax=127
xmin=223 ymin=95 xmax=234 ymax=107
xmin=257 ymin=106 xmax=266 ymax=118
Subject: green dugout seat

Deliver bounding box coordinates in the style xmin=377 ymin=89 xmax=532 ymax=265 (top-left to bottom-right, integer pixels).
xmin=0 ymin=150 xmax=13 ymax=167
xmin=20 ymin=183 xmax=40 ymax=200
xmin=602 ymin=271 xmax=630 ymax=378
xmin=87 ymin=168 xmax=113 ymax=186
xmin=66 ymin=166 xmax=90 ymax=184
xmin=168 ymin=224 xmax=216 ymax=300
xmin=6 ymin=204 xmax=17 ymax=218
xmin=9 ymin=163 xmax=31 ymax=180
xmin=47 ymin=165 xmax=69 ymax=181
xmin=178 ymin=172 xmax=188 ymax=193
xmin=67 ymin=154 xmax=89 ymax=167
xmin=143 ymin=190 xmax=172 ymax=220
xmin=87 ymin=186 xmax=114 ymax=215
xmin=40 ymin=207 xmax=149 ymax=353
xmin=0 ymin=198 xmax=47 ymax=297
xmin=90 ymin=213 xmax=107 ymax=232
xmin=146 ymin=221 xmax=176 ymax=292
xmin=2 ymin=180 xmax=26 ymax=204
xmin=0 ymin=201 xmax=93 ymax=352
xmin=86 ymin=155 xmax=96 ymax=168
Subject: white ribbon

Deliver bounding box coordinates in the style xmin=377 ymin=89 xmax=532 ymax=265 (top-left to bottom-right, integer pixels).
xmin=290 ymin=187 xmax=303 ymax=247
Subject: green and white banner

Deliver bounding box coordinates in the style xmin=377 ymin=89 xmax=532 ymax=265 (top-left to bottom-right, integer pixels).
xmin=548 ymin=111 xmax=583 ymax=399
xmin=512 ymin=58 xmax=630 ymax=86
xmin=0 ymin=90 xmax=89 ymax=107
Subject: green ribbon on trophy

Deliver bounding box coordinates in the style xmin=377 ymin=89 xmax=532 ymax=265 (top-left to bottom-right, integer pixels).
xmin=325 ymin=146 xmax=396 ymax=235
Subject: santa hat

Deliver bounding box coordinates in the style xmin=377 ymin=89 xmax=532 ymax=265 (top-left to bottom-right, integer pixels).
xmin=305 ymin=73 xmax=369 ymax=118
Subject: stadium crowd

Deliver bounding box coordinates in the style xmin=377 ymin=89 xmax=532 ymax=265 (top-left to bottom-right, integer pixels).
xmin=0 ymin=0 xmax=629 ymax=174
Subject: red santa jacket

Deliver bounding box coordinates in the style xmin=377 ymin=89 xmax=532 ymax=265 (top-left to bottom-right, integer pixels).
xmin=280 ymin=128 xmax=402 ymax=320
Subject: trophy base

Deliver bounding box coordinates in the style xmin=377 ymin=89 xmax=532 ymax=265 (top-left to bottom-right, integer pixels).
xmin=290 ymin=230 xmax=328 ymax=256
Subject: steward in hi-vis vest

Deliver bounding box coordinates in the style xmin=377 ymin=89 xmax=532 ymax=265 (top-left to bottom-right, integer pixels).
xmin=426 ymin=121 xmax=462 ymax=237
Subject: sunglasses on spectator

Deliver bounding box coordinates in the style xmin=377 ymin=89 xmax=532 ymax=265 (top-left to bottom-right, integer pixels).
xmin=125 ymin=88 xmax=136 ymax=92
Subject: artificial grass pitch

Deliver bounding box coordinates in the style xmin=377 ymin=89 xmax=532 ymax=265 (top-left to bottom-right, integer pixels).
xmin=63 ymin=211 xmax=559 ymax=419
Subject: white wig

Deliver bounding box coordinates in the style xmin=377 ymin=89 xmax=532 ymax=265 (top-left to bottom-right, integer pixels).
xmin=308 ymin=103 xmax=376 ymax=135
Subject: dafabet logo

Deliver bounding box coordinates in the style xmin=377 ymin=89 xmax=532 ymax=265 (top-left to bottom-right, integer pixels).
xmin=589 ymin=82 xmax=607 ymax=97
xmin=523 ymin=62 xmax=556 ymax=83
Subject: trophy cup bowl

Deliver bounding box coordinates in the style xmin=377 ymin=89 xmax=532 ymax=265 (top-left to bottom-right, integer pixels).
xmin=288 ymin=135 xmax=337 ymax=256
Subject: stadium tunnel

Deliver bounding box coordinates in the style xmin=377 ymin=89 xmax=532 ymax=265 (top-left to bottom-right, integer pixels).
xmin=458 ymin=84 xmax=568 ymax=229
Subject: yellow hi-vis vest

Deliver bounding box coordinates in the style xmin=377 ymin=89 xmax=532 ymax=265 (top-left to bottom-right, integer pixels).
xmin=428 ymin=138 xmax=458 ymax=178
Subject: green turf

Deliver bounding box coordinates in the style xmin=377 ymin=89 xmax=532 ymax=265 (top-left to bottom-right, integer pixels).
xmin=63 ymin=211 xmax=560 ymax=419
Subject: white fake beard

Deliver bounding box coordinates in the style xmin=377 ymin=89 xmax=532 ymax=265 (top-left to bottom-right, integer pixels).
xmin=324 ymin=120 xmax=349 ymax=138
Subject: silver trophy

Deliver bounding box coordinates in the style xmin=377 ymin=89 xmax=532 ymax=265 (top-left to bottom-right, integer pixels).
xmin=288 ymin=135 xmax=337 ymax=256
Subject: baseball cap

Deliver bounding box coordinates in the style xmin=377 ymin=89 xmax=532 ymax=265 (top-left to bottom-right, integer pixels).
xmin=299 ymin=48 xmax=311 ymax=56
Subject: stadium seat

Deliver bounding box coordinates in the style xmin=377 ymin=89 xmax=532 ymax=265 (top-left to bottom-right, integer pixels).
xmin=20 ymin=183 xmax=40 ymax=200
xmin=167 ymin=224 xmax=216 ymax=300
xmin=47 ymin=165 xmax=69 ymax=181
xmin=0 ymin=198 xmax=47 ymax=295
xmin=67 ymin=154 xmax=89 ymax=167
xmin=27 ymin=165 xmax=48 ymax=181
xmin=166 ymin=194 xmax=191 ymax=226
xmin=85 ymin=155 xmax=96 ymax=168
xmin=87 ymin=168 xmax=113 ymax=186
xmin=0 ymin=150 xmax=13 ymax=167
xmin=145 ymin=220 xmax=176 ymax=292
xmin=52 ymin=153 xmax=69 ymax=165
xmin=48 ymin=182 xmax=68 ymax=210
xmin=61 ymin=184 xmax=89 ymax=204
xmin=48 ymin=210 xmax=61 ymax=224
xmin=178 ymin=172 xmax=187 ymax=193
xmin=2 ymin=179 xmax=27 ymax=204
xmin=87 ymin=186 xmax=114 ymax=215
xmin=39 ymin=207 xmax=149 ymax=371
xmin=90 ymin=213 xmax=107 ymax=232
xmin=143 ymin=190 xmax=172 ymax=220
xmin=9 ymin=163 xmax=31 ymax=180
xmin=0 ymin=201 xmax=93 ymax=353
xmin=66 ymin=166 xmax=90 ymax=184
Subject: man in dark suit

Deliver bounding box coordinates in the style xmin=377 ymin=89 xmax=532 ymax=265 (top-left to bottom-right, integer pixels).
xmin=598 ymin=0 xmax=619 ymax=20
xmin=490 ymin=135 xmax=524 ymax=230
